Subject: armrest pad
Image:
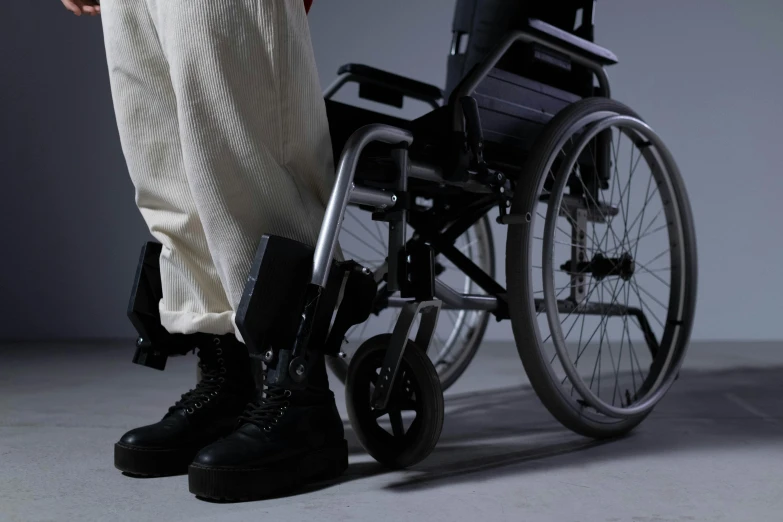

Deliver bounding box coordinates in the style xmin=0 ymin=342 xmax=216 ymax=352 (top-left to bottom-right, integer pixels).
xmin=337 ymin=63 xmax=444 ymax=101
xmin=528 ymin=19 xmax=618 ymax=65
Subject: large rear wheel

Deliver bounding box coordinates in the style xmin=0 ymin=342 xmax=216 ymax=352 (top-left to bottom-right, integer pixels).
xmin=506 ymin=98 xmax=698 ymax=438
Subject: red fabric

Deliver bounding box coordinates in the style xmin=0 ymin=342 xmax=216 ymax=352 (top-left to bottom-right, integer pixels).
xmin=304 ymin=0 xmax=313 ymax=14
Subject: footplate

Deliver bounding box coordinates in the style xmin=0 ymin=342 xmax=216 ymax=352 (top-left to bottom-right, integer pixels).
xmin=371 ymin=299 xmax=441 ymax=409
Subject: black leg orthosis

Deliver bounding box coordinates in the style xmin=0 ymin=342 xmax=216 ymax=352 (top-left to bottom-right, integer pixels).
xmin=235 ymin=235 xmax=378 ymax=390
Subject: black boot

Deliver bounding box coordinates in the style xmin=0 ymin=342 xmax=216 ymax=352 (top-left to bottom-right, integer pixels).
xmin=114 ymin=334 xmax=256 ymax=477
xmin=188 ymin=355 xmax=348 ymax=501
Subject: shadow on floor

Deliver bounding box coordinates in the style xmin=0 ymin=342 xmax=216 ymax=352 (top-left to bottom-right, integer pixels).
xmin=3 ymin=343 xmax=782 ymax=501
xmin=340 ymin=365 xmax=783 ymax=492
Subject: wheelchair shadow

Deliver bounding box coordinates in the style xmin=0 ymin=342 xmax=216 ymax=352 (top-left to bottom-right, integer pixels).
xmin=339 ymin=365 xmax=783 ymax=492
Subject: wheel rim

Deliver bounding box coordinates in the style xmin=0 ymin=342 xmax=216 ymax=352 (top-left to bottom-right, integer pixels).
xmin=336 ymin=207 xmax=493 ymax=386
xmin=351 ymin=347 xmax=426 ymax=448
xmin=529 ymin=111 xmax=692 ymax=421
xmin=346 ymin=335 xmax=442 ymax=468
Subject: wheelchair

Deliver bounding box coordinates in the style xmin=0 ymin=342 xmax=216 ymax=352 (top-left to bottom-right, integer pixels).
xmin=128 ymin=0 xmax=698 ymax=470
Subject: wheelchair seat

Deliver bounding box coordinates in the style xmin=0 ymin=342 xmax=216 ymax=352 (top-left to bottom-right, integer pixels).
xmin=324 ymin=1 xmax=617 ymax=185
xmin=326 ymin=64 xmax=582 ymax=185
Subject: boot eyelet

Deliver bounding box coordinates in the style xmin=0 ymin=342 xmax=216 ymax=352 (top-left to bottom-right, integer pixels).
xmin=283 ymin=390 xmax=292 ymax=398
xmin=220 ymin=368 xmax=227 ymax=374
xmin=263 ymin=426 xmax=272 ymax=432
xmin=203 ymin=397 xmax=211 ymax=403
xmin=194 ymin=402 xmax=203 ymax=409
xmin=213 ymin=338 xmax=221 ymax=345
xmin=272 ymin=419 xmax=278 ymax=424
xmin=218 ymin=377 xmax=225 ymax=383
xmin=218 ymin=358 xmax=225 ymax=365
xmin=215 ymin=348 xmax=223 ymax=356
xmin=186 ymin=407 xmax=195 ymax=414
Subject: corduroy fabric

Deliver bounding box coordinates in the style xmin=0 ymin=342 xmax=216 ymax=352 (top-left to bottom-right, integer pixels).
xmin=100 ymin=0 xmax=335 ymax=341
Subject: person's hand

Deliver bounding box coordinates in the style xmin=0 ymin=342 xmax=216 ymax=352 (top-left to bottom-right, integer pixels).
xmin=62 ymin=0 xmax=101 ymax=16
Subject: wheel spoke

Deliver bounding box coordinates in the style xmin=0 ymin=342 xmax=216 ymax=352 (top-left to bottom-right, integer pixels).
xmin=398 ymin=399 xmax=418 ymax=411
xmin=389 ymin=409 xmax=405 ymax=438
xmin=634 ymin=259 xmax=671 ymax=288
xmin=629 ymin=278 xmax=665 ymax=329
xmin=342 ymin=226 xmax=387 ymax=259
xmin=347 ymin=209 xmax=388 ymax=252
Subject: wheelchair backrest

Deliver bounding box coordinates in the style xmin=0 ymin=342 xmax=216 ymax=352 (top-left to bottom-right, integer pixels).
xmin=445 ymin=0 xmax=596 ymax=98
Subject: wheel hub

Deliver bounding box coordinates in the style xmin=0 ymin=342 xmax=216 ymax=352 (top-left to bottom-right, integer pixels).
xmin=562 ymin=252 xmax=635 ymax=281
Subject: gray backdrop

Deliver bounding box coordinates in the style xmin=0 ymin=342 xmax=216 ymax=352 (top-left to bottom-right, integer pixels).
xmin=1 ymin=0 xmax=781 ymax=342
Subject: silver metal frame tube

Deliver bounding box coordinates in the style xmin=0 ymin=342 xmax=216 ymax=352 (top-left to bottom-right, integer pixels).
xmin=349 ymin=185 xmax=397 ymax=209
xmin=386 ymin=280 xmax=498 ymax=311
xmin=311 ymin=124 xmax=414 ymax=288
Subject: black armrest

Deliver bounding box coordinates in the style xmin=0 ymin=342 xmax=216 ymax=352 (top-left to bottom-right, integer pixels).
xmin=324 ymin=63 xmax=443 ymax=110
xmin=337 ymin=64 xmax=444 ymax=101
xmin=528 ymin=19 xmax=618 ymax=66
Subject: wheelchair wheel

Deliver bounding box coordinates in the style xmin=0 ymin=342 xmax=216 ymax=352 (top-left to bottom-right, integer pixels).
xmin=506 ymin=98 xmax=698 ymax=439
xmin=345 ymin=334 xmax=444 ymax=469
xmin=328 ymin=213 xmax=495 ymax=391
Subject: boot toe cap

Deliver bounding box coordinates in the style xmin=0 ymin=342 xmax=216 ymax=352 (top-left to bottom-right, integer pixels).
xmin=118 ymin=429 xmax=145 ymax=447
xmin=192 ymin=426 xmax=268 ymax=468
xmin=118 ymin=418 xmax=186 ymax=449
xmin=118 ymin=426 xmax=163 ymax=448
xmin=192 ymin=439 xmax=242 ymax=468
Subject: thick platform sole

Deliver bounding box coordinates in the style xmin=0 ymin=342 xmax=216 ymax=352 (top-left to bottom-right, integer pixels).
xmin=187 ymin=439 xmax=349 ymax=501
xmin=115 ymin=442 xmax=201 ymax=477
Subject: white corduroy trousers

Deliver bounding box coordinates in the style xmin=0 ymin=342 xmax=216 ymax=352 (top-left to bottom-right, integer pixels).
xmin=100 ymin=0 xmax=335 ymax=340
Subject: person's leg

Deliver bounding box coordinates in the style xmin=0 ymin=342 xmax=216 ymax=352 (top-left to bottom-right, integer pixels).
xmin=143 ymin=0 xmax=346 ymax=499
xmin=101 ymin=0 xmax=236 ymax=335
xmin=101 ymin=0 xmax=256 ymax=477
xmin=148 ymin=0 xmax=336 ymax=343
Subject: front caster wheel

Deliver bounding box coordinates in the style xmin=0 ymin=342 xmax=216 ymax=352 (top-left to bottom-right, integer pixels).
xmin=345 ymin=334 xmax=444 ymax=469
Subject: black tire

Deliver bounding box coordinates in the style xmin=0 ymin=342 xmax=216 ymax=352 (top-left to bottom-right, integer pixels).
xmin=345 ymin=334 xmax=444 ymax=469
xmin=328 ymin=215 xmax=495 ymax=392
xmin=506 ymin=97 xmax=698 ymax=439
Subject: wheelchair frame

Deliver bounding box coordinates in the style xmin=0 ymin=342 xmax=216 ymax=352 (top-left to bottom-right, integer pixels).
xmin=300 ymin=20 xmax=623 ymax=408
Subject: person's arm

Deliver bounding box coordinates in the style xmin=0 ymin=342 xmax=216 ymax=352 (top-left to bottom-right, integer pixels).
xmin=61 ymin=0 xmax=101 ymax=16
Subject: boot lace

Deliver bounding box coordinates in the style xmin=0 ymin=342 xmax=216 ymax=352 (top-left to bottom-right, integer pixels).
xmin=168 ymin=340 xmax=227 ymax=415
xmin=237 ymin=386 xmax=292 ymax=432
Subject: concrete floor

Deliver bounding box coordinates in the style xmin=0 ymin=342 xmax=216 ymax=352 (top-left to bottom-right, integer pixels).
xmin=1 ymin=340 xmax=782 ymax=522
